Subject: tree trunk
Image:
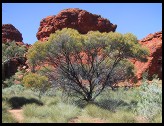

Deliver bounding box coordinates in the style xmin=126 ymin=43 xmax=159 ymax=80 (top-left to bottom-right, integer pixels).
xmin=86 ymin=93 xmax=93 ymax=102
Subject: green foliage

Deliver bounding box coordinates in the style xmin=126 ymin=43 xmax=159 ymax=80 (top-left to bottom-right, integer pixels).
xmin=82 ymin=104 xmax=111 ymax=119
xmin=22 ymin=72 xmax=51 ymax=99
xmin=2 ymin=81 xmax=162 ymax=123
xmin=2 ymin=84 xmax=25 ymax=96
xmin=37 ymin=66 xmax=54 ymax=75
xmin=2 ymin=76 xmax=15 ymax=88
xmin=27 ymin=41 xmax=47 ymax=66
xmin=2 ymin=69 xmax=25 ymax=88
xmin=81 ymin=104 xmax=137 ymax=123
xmin=26 ymin=28 xmax=149 ymax=102
xmin=23 ymin=102 xmax=80 ymax=123
xmin=2 ymin=41 xmax=27 ymax=63
xmin=135 ymin=79 xmax=162 ymax=121
xmin=23 ymin=72 xmax=49 ymax=89
xmin=95 ymin=87 xmax=138 ymax=112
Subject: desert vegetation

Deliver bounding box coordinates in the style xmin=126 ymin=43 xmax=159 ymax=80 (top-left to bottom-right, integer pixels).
xmin=2 ymin=78 xmax=162 ymax=123
xmin=2 ymin=28 xmax=162 ymax=123
xmin=27 ymin=28 xmax=149 ymax=101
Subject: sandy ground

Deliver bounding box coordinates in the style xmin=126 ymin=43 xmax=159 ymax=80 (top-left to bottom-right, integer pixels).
xmin=8 ymin=109 xmax=107 ymax=123
xmin=68 ymin=116 xmax=107 ymax=123
xmin=8 ymin=109 xmax=148 ymax=123
xmin=8 ymin=109 xmax=24 ymax=123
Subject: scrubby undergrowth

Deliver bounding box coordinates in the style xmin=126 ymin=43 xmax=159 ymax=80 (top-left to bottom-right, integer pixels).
xmin=2 ymin=79 xmax=162 ymax=123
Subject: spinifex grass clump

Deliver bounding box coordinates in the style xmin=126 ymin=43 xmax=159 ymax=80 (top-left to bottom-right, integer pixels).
xmin=23 ymin=102 xmax=81 ymax=123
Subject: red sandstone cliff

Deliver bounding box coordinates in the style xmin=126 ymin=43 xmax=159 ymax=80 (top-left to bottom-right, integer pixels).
xmin=36 ymin=8 xmax=117 ymax=41
xmin=2 ymin=24 xmax=23 ymax=43
xmin=2 ymin=24 xmax=31 ymax=48
xmin=36 ymin=7 xmax=162 ymax=82
xmin=2 ymin=24 xmax=30 ymax=81
xmin=131 ymin=31 xmax=162 ymax=84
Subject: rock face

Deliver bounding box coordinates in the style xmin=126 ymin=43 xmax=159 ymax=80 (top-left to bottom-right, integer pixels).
xmin=2 ymin=24 xmax=31 ymax=81
xmin=37 ymin=8 xmax=117 ymax=41
xmin=2 ymin=57 xmax=28 ymax=81
xmin=2 ymin=24 xmax=23 ymax=43
xmin=131 ymin=31 xmax=162 ymax=83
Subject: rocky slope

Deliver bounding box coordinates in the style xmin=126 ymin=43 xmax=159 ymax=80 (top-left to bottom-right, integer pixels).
xmin=131 ymin=31 xmax=162 ymax=84
xmin=36 ymin=8 xmax=117 ymax=41
xmin=2 ymin=24 xmax=30 ymax=81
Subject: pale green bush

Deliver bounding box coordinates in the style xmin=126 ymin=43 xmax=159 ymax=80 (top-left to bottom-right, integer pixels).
xmin=135 ymin=79 xmax=162 ymax=121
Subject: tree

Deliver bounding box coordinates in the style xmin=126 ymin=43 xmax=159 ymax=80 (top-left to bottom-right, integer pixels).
xmin=27 ymin=28 xmax=149 ymax=102
xmin=26 ymin=41 xmax=47 ymax=73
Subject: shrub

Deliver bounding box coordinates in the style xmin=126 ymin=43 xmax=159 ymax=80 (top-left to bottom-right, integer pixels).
xmin=95 ymin=87 xmax=138 ymax=112
xmin=2 ymin=84 xmax=25 ymax=96
xmin=2 ymin=76 xmax=15 ymax=88
xmin=135 ymin=79 xmax=162 ymax=121
xmin=2 ymin=41 xmax=27 ymax=63
xmin=22 ymin=72 xmax=51 ymax=99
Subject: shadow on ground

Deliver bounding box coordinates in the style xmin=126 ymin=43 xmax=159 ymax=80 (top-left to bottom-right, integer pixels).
xmin=8 ymin=97 xmax=43 ymax=109
xmin=94 ymin=99 xmax=138 ymax=112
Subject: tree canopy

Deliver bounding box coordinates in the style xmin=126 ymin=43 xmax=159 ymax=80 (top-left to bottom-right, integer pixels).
xmin=27 ymin=28 xmax=149 ymax=101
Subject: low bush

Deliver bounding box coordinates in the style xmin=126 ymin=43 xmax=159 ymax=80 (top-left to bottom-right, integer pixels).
xmin=135 ymin=79 xmax=162 ymax=122
xmin=22 ymin=72 xmax=51 ymax=99
xmin=2 ymin=84 xmax=25 ymax=96
xmin=2 ymin=76 xmax=15 ymax=88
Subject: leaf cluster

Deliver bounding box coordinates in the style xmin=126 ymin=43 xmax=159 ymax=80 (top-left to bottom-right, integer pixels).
xmin=2 ymin=41 xmax=27 ymax=63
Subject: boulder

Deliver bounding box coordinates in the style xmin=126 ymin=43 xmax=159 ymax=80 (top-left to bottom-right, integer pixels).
xmin=2 ymin=24 xmax=23 ymax=43
xmin=36 ymin=8 xmax=117 ymax=41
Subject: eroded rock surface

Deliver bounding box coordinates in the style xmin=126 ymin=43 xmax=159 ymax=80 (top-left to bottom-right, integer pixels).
xmin=2 ymin=24 xmax=23 ymax=43
xmin=131 ymin=31 xmax=162 ymax=83
xmin=36 ymin=8 xmax=117 ymax=41
xmin=2 ymin=24 xmax=30 ymax=81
